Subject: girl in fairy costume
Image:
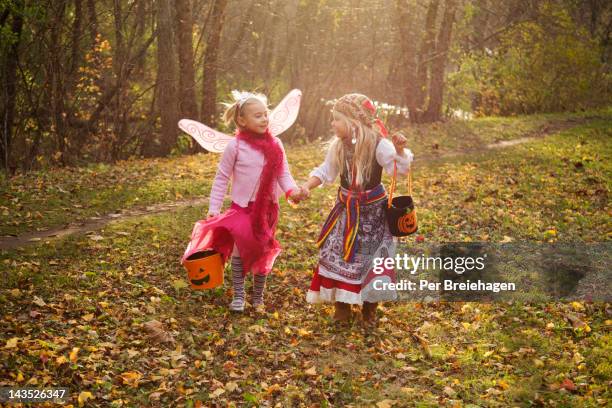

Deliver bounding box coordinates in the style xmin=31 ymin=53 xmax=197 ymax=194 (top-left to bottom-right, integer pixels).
xmin=300 ymin=93 xmax=413 ymax=326
xmin=196 ymin=91 xmax=305 ymax=313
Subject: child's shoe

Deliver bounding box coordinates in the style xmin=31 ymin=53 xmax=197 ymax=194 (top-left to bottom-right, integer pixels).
xmin=230 ymin=256 xmax=245 ymax=312
xmin=252 ymin=302 xmax=266 ymax=314
xmin=229 ymin=298 xmax=245 ymax=312
xmin=333 ymin=301 xmax=353 ymax=325
xmin=361 ymin=302 xmax=378 ymax=328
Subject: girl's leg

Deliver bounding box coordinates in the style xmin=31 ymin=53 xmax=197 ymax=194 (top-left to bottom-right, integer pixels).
xmin=252 ymin=273 xmax=267 ymax=311
xmin=229 ymin=254 xmax=246 ymax=312
xmin=361 ymin=301 xmax=378 ymax=326
xmin=334 ymin=302 xmax=352 ymax=323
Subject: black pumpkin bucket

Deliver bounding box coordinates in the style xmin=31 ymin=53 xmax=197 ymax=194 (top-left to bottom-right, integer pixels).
xmin=386 ymin=162 xmax=418 ymax=237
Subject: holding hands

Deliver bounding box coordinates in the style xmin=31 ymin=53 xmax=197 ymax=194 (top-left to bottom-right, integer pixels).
xmin=288 ymin=186 xmax=310 ymax=204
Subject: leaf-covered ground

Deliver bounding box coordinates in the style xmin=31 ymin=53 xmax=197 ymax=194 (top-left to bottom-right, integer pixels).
xmin=1 ymin=111 xmax=611 ymax=407
xmin=0 ymin=109 xmax=606 ymax=237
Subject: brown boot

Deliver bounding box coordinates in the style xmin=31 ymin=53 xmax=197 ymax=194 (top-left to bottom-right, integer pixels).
xmin=333 ymin=302 xmax=352 ymax=324
xmin=361 ymin=302 xmax=378 ymax=327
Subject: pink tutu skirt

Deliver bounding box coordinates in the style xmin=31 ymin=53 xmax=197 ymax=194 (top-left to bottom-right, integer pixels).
xmin=181 ymin=202 xmax=281 ymax=276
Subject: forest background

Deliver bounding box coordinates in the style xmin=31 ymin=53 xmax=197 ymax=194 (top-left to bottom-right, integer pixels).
xmin=0 ymin=0 xmax=610 ymax=173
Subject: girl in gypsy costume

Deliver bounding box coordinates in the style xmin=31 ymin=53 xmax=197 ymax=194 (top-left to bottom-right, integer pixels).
xmin=300 ymin=93 xmax=414 ymax=326
xmin=196 ymin=92 xmax=305 ymax=312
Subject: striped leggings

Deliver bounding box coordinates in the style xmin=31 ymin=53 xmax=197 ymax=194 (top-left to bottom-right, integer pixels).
xmin=231 ymin=255 xmax=267 ymax=306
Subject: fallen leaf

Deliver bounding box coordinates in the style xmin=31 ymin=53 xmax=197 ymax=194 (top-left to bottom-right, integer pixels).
xmin=69 ymin=347 xmax=79 ymax=363
xmin=119 ymin=371 xmax=142 ymax=387
xmin=497 ymin=379 xmax=510 ymax=390
xmin=304 ymin=366 xmax=317 ymax=376
xmin=411 ymin=332 xmax=431 ymax=358
xmin=143 ymin=320 xmax=175 ymax=344
xmin=566 ymin=313 xmax=591 ymax=333
xmin=225 ymin=381 xmax=238 ymax=392
xmin=560 ymin=378 xmax=576 ymax=391
xmin=210 ymin=388 xmax=225 ymax=398
xmin=297 ymin=328 xmax=312 ymax=337
xmin=32 ymin=296 xmax=46 ymax=307
xmin=172 ymin=279 xmax=188 ymax=291
xmin=377 ymin=400 xmax=397 ymax=408
xmin=78 ymin=391 xmax=94 ymax=407
xmin=5 ymin=337 xmax=19 ymax=349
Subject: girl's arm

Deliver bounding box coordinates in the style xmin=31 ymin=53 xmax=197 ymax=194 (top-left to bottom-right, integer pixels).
xmin=276 ymin=139 xmax=299 ymax=194
xmin=376 ymin=136 xmax=414 ymax=176
xmin=207 ymin=139 xmax=238 ymax=217
xmin=307 ymin=146 xmax=339 ymax=186
xmin=302 ymin=175 xmax=323 ymax=190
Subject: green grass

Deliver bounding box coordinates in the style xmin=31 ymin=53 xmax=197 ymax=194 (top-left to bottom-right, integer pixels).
xmin=399 ymin=107 xmax=611 ymax=158
xmin=2 ymin=107 xmax=609 ymax=237
xmin=410 ymin=117 xmax=611 ymax=243
xmin=0 ymin=155 xmax=218 ymax=236
xmin=0 ymin=112 xmax=611 ymax=406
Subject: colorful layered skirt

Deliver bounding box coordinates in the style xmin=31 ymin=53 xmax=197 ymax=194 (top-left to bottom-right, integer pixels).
xmin=306 ymin=185 xmax=398 ymax=304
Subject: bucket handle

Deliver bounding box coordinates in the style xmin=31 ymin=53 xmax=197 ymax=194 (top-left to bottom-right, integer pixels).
xmin=387 ymin=160 xmax=413 ymax=209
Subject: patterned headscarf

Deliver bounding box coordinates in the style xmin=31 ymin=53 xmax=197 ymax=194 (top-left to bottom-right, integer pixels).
xmin=332 ymin=93 xmax=388 ymax=137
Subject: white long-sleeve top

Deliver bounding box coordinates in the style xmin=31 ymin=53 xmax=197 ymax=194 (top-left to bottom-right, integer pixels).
xmin=309 ymin=138 xmax=414 ymax=186
xmin=207 ymin=137 xmax=298 ymax=216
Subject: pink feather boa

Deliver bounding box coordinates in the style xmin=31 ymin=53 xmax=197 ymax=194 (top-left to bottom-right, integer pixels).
xmin=235 ymin=128 xmax=284 ymax=245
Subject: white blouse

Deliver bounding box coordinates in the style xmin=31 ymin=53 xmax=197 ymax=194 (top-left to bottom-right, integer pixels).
xmin=309 ymin=138 xmax=414 ymax=186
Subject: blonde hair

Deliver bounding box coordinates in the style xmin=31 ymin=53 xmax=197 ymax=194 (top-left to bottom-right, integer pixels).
xmin=328 ymin=110 xmax=380 ymax=189
xmin=221 ymin=92 xmax=268 ymax=128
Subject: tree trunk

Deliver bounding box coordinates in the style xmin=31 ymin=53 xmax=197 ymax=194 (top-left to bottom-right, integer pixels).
xmin=134 ymin=0 xmax=148 ymax=74
xmin=86 ymin=0 xmax=98 ymax=43
xmin=49 ymin=1 xmax=68 ymax=164
xmin=0 ymin=0 xmax=24 ymax=172
xmin=155 ymin=0 xmax=179 ymax=156
xmin=200 ymin=0 xmax=227 ymax=127
xmin=176 ymin=0 xmax=198 ymax=120
xmin=423 ymin=0 xmax=457 ymax=122
xmin=70 ymin=0 xmax=83 ymax=77
xmin=415 ymin=0 xmax=439 ymax=122
xmin=395 ymin=0 xmax=419 ymax=121
xmin=261 ymin=0 xmax=281 ymax=95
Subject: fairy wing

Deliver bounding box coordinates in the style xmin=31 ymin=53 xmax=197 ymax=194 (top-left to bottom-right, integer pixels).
xmin=178 ymin=119 xmax=233 ymax=153
xmin=268 ymin=89 xmax=302 ymax=136
xmin=178 ymin=88 xmax=301 ymax=151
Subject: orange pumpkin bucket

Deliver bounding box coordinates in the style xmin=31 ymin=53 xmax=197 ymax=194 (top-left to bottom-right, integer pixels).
xmin=182 ymin=249 xmax=224 ymax=290
xmin=386 ymin=161 xmax=418 ymax=237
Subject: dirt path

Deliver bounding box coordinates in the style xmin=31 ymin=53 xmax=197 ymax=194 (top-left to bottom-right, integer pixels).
xmin=0 ymin=197 xmax=208 ymax=250
xmin=0 ymin=117 xmax=595 ymax=251
xmin=414 ymin=116 xmax=590 ymax=163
